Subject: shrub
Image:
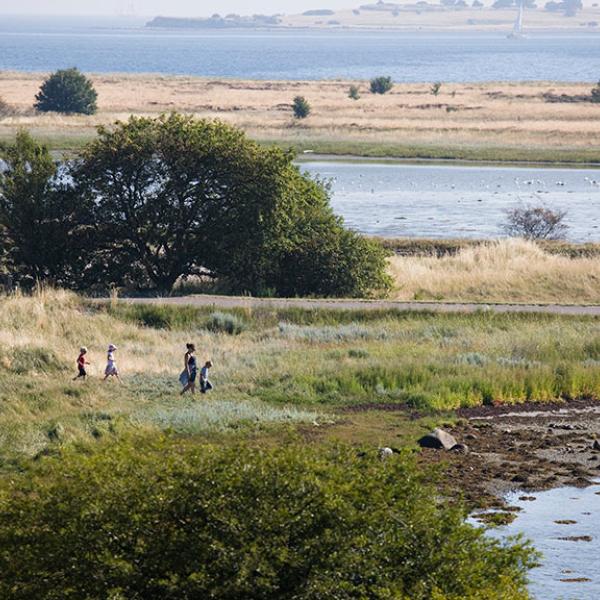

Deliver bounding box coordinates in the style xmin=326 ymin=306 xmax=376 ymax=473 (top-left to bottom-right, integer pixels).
xmin=292 ymin=95 xmax=311 ymax=119
xmin=591 ymin=80 xmax=600 ymax=103
xmin=0 ymin=96 xmax=14 ymax=117
xmin=205 ymin=311 xmax=246 ymax=335
xmin=0 ymin=439 xmax=538 ymax=599
xmin=34 ymin=68 xmax=98 ymax=115
xmin=502 ymin=205 xmax=569 ymax=240
xmin=370 ymin=76 xmax=393 ymax=94
xmin=348 ymin=84 xmax=360 ymax=100
xmin=431 ymin=81 xmax=442 ymax=96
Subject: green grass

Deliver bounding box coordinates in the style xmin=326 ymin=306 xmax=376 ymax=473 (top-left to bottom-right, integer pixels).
xmin=1 ymin=292 xmax=599 ymax=463
xmin=4 ymin=129 xmax=600 ymax=165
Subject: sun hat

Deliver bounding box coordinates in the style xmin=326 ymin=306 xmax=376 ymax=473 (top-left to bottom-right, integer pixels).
xmin=80 ymin=346 xmax=88 ymax=353
xmin=108 ymin=344 xmax=117 ymax=351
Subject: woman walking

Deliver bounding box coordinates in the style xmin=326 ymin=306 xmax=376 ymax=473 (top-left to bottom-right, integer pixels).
xmin=180 ymin=343 xmax=197 ymax=395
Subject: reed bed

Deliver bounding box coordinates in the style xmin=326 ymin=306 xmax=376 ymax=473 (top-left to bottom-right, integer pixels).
xmin=389 ymin=239 xmax=600 ymax=304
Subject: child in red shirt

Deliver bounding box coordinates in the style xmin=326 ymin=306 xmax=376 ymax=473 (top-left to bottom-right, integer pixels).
xmin=73 ymin=347 xmax=90 ymax=380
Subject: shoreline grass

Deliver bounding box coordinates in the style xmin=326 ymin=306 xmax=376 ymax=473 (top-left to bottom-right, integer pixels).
xmin=1 ymin=289 xmax=598 ymax=463
xmin=3 ymin=75 xmax=600 ymax=166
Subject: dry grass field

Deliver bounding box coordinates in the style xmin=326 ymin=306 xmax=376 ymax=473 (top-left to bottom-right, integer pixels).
xmin=1 ymin=72 xmax=599 ymax=161
xmin=389 ymin=238 xmax=600 ymax=303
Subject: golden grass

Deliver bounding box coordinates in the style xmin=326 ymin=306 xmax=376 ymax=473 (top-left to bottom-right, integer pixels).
xmin=1 ymin=73 xmax=599 ymax=157
xmin=389 ymin=238 xmax=600 ymax=303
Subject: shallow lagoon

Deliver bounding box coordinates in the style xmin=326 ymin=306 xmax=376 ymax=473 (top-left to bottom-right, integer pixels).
xmin=483 ymin=483 xmax=600 ymax=600
xmin=303 ymin=161 xmax=600 ymax=241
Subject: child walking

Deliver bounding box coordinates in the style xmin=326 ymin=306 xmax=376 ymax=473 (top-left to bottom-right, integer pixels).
xmin=200 ymin=360 xmax=213 ymax=394
xmin=103 ymin=344 xmax=121 ymax=382
xmin=73 ymin=347 xmax=90 ymax=380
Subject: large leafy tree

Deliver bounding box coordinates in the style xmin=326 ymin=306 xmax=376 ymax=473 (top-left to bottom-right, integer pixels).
xmin=35 ymin=68 xmax=98 ymax=115
xmin=0 ymin=131 xmax=91 ymax=287
xmin=75 ymin=114 xmax=391 ymax=296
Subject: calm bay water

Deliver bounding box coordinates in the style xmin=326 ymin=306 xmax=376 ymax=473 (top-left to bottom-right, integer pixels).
xmin=484 ymin=484 xmax=600 ymax=600
xmin=302 ymin=161 xmax=600 ymax=241
xmin=0 ymin=16 xmax=598 ymax=81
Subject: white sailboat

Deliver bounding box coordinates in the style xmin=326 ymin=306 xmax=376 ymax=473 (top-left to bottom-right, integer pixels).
xmin=507 ymin=0 xmax=525 ymax=38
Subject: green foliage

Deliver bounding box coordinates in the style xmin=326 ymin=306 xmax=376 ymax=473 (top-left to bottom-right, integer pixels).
xmin=431 ymin=81 xmax=442 ymax=96
xmin=0 ymin=131 xmax=90 ymax=287
xmin=106 ymin=303 xmax=205 ymax=330
xmin=205 ymin=311 xmax=247 ymax=335
xmin=591 ymin=80 xmax=600 ymax=103
xmin=0 ymin=439 xmax=537 ymax=599
xmin=34 ymin=68 xmax=98 ymax=115
xmin=370 ymin=76 xmax=394 ymax=95
xmin=348 ymin=85 xmax=360 ymax=100
xmin=72 ymin=114 xmax=390 ymax=297
xmin=292 ymin=95 xmax=311 ymax=119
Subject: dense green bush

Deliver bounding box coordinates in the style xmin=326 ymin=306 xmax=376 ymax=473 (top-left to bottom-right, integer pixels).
xmin=348 ymin=85 xmax=360 ymax=100
xmin=0 ymin=439 xmax=536 ymax=600
xmin=34 ymin=68 xmax=98 ymax=115
xmin=370 ymin=76 xmax=394 ymax=95
xmin=292 ymin=95 xmax=311 ymax=118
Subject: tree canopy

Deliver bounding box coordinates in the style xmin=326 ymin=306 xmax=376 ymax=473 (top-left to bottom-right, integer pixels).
xmin=0 ymin=116 xmax=391 ymax=297
xmin=34 ymin=68 xmax=98 ymax=115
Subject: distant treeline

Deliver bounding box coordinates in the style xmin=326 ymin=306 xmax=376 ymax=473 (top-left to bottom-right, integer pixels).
xmin=146 ymin=15 xmax=281 ymax=29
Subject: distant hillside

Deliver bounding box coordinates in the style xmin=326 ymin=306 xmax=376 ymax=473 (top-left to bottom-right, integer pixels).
xmin=148 ymin=0 xmax=600 ymax=32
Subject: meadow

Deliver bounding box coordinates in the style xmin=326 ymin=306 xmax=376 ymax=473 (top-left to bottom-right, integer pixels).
xmin=1 ymin=73 xmax=599 ymax=163
xmin=1 ymin=288 xmax=599 ymax=464
xmin=388 ymin=238 xmax=600 ymax=304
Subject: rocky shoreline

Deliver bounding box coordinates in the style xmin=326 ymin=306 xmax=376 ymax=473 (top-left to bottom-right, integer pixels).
xmin=418 ymin=398 xmax=600 ymax=515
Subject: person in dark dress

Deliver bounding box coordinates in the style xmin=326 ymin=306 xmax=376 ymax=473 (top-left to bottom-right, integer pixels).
xmin=180 ymin=343 xmax=198 ymax=395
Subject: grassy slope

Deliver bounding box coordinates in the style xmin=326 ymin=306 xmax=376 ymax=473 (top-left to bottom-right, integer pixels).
xmin=1 ymin=290 xmax=598 ymax=464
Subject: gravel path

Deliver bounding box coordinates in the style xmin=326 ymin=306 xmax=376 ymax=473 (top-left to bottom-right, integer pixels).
xmin=115 ymin=295 xmax=600 ymax=316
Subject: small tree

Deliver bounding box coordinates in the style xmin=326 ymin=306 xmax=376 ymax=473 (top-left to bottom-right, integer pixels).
xmin=431 ymin=81 xmax=442 ymax=96
xmin=348 ymin=85 xmax=360 ymax=100
xmin=35 ymin=67 xmax=98 ymax=115
xmin=292 ymin=96 xmax=311 ymax=119
xmin=502 ymin=205 xmax=569 ymax=240
xmin=591 ymin=80 xmax=600 ymax=103
xmin=370 ymin=76 xmax=393 ymax=95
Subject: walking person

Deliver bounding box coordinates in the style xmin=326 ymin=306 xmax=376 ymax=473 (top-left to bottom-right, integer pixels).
xmin=200 ymin=360 xmax=213 ymax=394
xmin=103 ymin=344 xmax=121 ymax=383
xmin=73 ymin=347 xmax=90 ymax=381
xmin=180 ymin=343 xmax=197 ymax=395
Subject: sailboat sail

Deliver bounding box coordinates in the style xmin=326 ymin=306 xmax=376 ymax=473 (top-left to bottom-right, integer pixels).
xmin=513 ymin=0 xmax=524 ymax=35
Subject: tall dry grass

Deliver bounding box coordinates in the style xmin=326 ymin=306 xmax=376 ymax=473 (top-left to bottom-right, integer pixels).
xmin=389 ymin=238 xmax=600 ymax=304
xmin=1 ymin=74 xmax=598 ymax=154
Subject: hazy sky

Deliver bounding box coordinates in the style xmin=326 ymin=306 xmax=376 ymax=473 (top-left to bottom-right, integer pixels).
xmin=0 ymin=0 xmax=356 ymax=17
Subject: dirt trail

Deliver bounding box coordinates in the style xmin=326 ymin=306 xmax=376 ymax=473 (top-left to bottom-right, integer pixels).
xmin=116 ymin=295 xmax=600 ymax=316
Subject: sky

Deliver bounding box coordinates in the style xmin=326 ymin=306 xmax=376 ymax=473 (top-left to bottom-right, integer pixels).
xmin=0 ymin=0 xmax=356 ymax=17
